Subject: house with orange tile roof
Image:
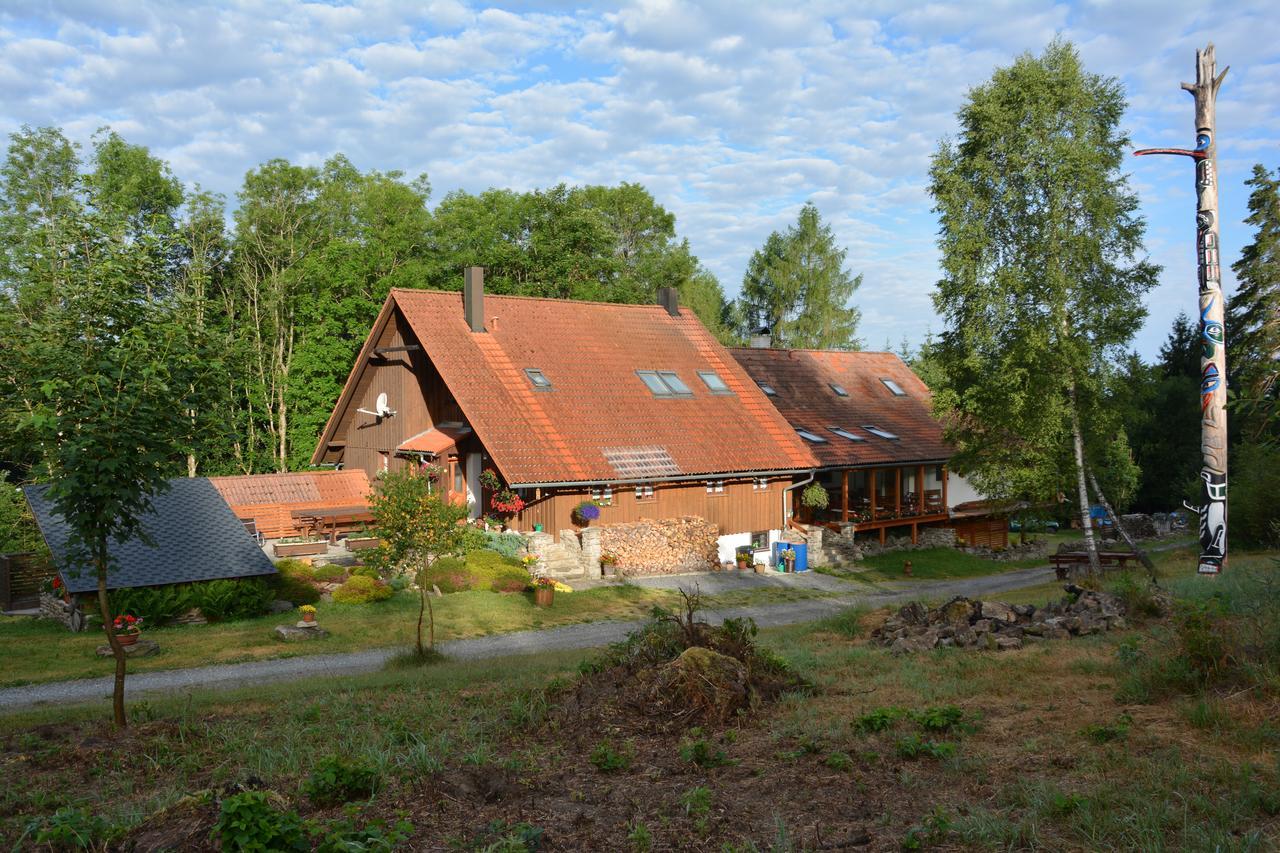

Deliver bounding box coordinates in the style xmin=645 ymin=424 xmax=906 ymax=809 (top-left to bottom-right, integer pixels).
xmin=312 ymin=269 xmax=820 ymax=563
xmin=729 ymin=347 xmax=990 ymax=547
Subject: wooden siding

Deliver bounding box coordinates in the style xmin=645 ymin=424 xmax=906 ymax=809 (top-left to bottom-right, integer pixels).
xmin=328 ymin=308 xmax=466 ymax=480
xmin=948 ymin=517 xmax=1009 ymax=549
xmin=506 ymin=478 xmax=783 ymax=540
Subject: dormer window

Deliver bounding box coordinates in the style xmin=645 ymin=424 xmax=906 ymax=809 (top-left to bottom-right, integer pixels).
xmin=829 ymin=383 xmax=848 ymax=396
xmin=796 ymin=428 xmax=828 ymax=443
xmin=829 ymin=427 xmax=866 ymax=442
xmin=881 ymin=378 xmax=907 ymax=396
xmin=862 ymin=425 xmax=900 ymax=440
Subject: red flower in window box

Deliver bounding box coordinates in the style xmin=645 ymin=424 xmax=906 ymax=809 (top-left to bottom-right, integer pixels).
xmin=491 ymin=488 xmax=525 ymax=515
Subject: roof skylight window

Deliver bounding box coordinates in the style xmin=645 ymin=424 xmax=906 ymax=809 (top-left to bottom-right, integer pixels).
xmin=795 ymin=428 xmax=828 ymax=443
xmin=698 ymin=370 xmax=733 ymax=394
xmin=829 ymin=427 xmax=866 ymax=442
xmin=862 ymin=425 xmax=900 ymax=440
xmin=637 ymin=370 xmax=693 ymax=398
xmin=524 ymin=368 xmax=552 ymax=390
xmin=757 ymin=381 xmax=777 ymax=396
xmin=829 ymin=383 xmax=849 ymax=396
xmin=881 ymin=378 xmax=907 ymax=396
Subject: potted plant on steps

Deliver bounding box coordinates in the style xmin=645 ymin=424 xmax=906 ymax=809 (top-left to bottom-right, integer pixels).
xmin=599 ymin=552 xmax=619 ymax=577
xmin=532 ymin=575 xmax=556 ymax=608
xmin=299 ymin=604 xmax=317 ymax=625
xmin=112 ymin=614 xmax=142 ymax=646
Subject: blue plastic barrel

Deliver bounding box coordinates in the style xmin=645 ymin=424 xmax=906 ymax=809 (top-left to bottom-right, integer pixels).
xmin=773 ymin=542 xmax=809 ymax=572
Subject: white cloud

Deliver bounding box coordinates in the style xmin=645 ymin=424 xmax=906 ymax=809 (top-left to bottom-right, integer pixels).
xmin=0 ymin=0 xmax=1276 ymax=357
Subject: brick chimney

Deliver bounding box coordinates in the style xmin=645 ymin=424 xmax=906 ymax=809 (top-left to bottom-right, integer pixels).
xmin=464 ymin=267 xmax=485 ymax=333
xmin=657 ymin=287 xmax=679 ymax=317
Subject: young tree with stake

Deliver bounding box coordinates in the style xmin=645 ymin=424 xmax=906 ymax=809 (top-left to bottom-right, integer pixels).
xmin=367 ymin=467 xmax=478 ymax=658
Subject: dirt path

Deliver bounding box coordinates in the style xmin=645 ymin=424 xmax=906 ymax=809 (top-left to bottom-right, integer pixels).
xmin=0 ymin=566 xmax=1062 ymax=712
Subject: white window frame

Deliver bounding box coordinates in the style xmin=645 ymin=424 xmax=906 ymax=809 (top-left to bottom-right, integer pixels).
xmin=705 ymin=480 xmax=725 ymax=494
xmin=634 ymin=484 xmax=655 ymax=501
xmin=752 ymin=478 xmax=769 ymax=491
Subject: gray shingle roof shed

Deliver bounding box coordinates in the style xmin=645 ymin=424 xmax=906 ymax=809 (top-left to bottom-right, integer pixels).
xmin=23 ymin=478 xmax=277 ymax=593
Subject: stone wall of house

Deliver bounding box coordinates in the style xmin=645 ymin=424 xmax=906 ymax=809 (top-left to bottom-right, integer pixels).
xmin=598 ymin=517 xmax=719 ymax=575
xmin=857 ymin=525 xmax=956 ymax=558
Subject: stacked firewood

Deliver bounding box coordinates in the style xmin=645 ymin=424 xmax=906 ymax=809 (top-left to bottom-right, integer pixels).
xmin=599 ymin=516 xmax=718 ymax=575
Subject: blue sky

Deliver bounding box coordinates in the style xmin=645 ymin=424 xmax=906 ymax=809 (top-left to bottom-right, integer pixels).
xmin=2 ymin=0 xmax=1277 ymax=359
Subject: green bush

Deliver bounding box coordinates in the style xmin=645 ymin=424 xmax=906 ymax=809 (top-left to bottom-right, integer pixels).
xmin=110 ymin=577 xmax=275 ymax=623
xmin=310 ymin=816 xmax=413 ymax=852
xmin=590 ymin=739 xmax=633 ymax=773
xmin=349 ymin=564 xmax=380 ymax=580
xmin=311 ymin=563 xmax=348 ymax=582
xmin=301 ymin=756 xmax=380 ymax=807
xmin=23 ymin=806 xmax=110 ymax=850
xmin=271 ymin=561 xmax=321 ymax=606
xmin=423 ymin=557 xmax=473 ymax=593
xmin=1228 ymin=441 xmax=1280 ymax=550
xmin=482 ymin=530 xmax=526 ymax=559
xmin=196 ymin=578 xmax=275 ymax=621
xmin=332 ymin=574 xmax=395 ymax=604
xmin=215 ymin=791 xmax=307 ymax=852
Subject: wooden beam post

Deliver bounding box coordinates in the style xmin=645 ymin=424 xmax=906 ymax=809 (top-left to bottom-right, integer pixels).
xmin=942 ymin=465 xmax=949 ymax=516
xmin=1134 ymin=44 xmax=1228 ymax=575
xmin=869 ymin=469 xmax=877 ymax=521
xmin=894 ymin=467 xmax=902 ymax=520
xmin=916 ymin=464 xmax=924 ymax=516
xmin=842 ymin=470 xmax=849 ymax=523
xmin=911 ymin=522 xmax=918 ymax=545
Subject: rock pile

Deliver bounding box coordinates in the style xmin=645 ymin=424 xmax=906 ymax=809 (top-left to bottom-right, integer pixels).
xmin=598 ymin=517 xmax=718 ymax=575
xmin=871 ymin=585 xmax=1130 ymax=654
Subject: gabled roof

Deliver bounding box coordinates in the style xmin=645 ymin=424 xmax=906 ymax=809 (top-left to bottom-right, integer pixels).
xmin=23 ymin=479 xmax=277 ymax=594
xmin=314 ymin=289 xmax=817 ymax=485
xmin=209 ymin=470 xmax=372 ymax=539
xmin=728 ymin=348 xmax=951 ymax=469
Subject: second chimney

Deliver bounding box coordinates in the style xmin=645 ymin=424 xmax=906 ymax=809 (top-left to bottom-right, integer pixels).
xmin=657 ymin=287 xmax=680 ymax=317
xmin=464 ymin=267 xmax=485 ymax=333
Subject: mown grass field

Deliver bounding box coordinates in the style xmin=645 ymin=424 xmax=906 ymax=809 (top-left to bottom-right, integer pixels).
xmin=2 ymin=545 xmax=1276 ymax=850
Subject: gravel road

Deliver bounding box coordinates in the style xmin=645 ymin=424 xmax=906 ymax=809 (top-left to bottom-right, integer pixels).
xmin=0 ymin=566 xmax=1056 ymax=711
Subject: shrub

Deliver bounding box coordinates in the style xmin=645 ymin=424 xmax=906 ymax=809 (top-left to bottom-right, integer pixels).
xmin=310 ymin=816 xmax=413 ymax=852
xmin=272 ymin=559 xmax=322 ymax=605
xmin=854 ymin=707 xmax=907 ymax=734
xmin=301 ymin=756 xmax=380 ymax=807
xmin=482 ymin=530 xmax=526 ymax=559
xmin=215 ymin=791 xmax=307 ymax=852
xmin=590 ymin=739 xmax=633 ymax=773
xmin=349 ymin=564 xmax=380 ymax=580
xmin=312 ymin=563 xmax=348 ymax=582
xmin=24 ymin=806 xmax=110 ymax=850
xmin=894 ymin=734 xmax=957 ymax=759
xmin=195 ymin=578 xmax=275 ymax=621
xmin=110 ymin=577 xmax=275 ymax=623
xmin=332 ymin=575 xmax=395 ymax=604
xmin=1228 ymin=441 xmax=1280 ymax=550
xmin=1107 ymin=572 xmax=1165 ymax=620
xmin=801 ymin=482 xmax=829 ymax=509
xmin=911 ymin=705 xmax=967 ymax=733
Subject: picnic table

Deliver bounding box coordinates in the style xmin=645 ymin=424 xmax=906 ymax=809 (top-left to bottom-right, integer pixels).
xmin=290 ymin=505 xmax=374 ymax=544
xmin=1050 ymin=549 xmax=1140 ymax=579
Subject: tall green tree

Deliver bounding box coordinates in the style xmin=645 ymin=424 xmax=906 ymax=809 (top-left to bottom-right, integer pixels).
xmin=425 ymin=182 xmax=729 ymax=336
xmin=928 ymin=40 xmax=1159 ymax=573
xmin=1228 ymin=164 xmax=1280 ymax=441
xmin=735 ymin=203 xmax=862 ymax=350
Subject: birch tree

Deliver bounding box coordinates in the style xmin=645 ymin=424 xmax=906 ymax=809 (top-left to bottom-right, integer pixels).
xmin=928 ymin=40 xmax=1158 ymax=573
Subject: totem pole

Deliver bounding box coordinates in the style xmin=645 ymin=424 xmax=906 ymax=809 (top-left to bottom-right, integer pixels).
xmin=1135 ymin=44 xmax=1228 ymax=575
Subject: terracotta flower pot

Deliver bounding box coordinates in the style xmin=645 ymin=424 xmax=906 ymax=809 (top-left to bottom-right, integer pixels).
xmin=117 ymin=633 xmax=139 ymax=647
xmin=302 ymin=612 xmax=316 ymax=624
xmin=534 ymin=586 xmax=554 ymax=608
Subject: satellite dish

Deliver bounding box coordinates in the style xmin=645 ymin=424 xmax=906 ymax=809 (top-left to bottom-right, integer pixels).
xmin=357 ymin=392 xmax=396 ymax=419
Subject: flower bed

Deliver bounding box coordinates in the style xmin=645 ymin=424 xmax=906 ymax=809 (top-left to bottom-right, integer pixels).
xmin=273 ymin=539 xmax=328 ymax=558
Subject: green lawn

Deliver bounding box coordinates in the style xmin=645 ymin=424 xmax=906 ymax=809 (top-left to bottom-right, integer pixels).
xmin=818 ymin=546 xmax=1042 ymax=584
xmin=0 ymin=554 xmax=845 ymax=688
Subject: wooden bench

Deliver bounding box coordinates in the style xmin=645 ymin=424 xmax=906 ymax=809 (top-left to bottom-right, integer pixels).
xmin=1051 ymin=550 xmax=1139 ymax=579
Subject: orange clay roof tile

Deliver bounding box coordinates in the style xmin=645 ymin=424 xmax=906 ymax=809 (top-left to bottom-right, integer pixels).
xmin=385 ymin=289 xmax=818 ymax=485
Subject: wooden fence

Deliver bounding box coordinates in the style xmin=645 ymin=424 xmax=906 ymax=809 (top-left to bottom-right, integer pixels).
xmin=0 ymin=552 xmax=53 ymax=612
